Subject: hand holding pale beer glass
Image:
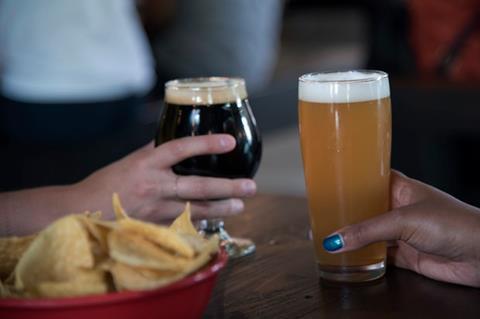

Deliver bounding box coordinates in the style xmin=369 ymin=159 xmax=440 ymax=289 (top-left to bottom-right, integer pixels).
xmin=298 ymin=70 xmax=391 ymax=282
xmin=155 ymin=77 xmax=262 ymax=258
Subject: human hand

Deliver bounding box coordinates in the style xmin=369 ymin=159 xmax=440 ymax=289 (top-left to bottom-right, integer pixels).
xmin=323 ymin=171 xmax=480 ymax=287
xmin=74 ymin=134 xmax=256 ymax=221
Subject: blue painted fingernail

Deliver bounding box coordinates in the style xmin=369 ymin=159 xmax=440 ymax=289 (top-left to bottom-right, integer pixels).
xmin=323 ymin=234 xmax=344 ymax=252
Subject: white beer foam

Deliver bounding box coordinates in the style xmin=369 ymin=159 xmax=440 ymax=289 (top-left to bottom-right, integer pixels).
xmin=299 ymin=71 xmax=390 ymax=103
xmin=166 ymin=78 xmax=247 ymax=105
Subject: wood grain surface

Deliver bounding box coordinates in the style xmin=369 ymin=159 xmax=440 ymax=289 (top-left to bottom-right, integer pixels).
xmin=204 ymin=194 xmax=480 ymax=319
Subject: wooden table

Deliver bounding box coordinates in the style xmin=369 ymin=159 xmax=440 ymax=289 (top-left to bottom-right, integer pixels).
xmin=204 ymin=194 xmax=480 ymax=318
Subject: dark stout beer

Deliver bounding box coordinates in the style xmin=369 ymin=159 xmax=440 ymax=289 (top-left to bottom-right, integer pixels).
xmin=155 ymin=78 xmax=261 ymax=179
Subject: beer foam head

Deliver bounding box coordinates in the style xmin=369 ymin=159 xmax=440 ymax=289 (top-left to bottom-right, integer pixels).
xmin=165 ymin=77 xmax=248 ymax=105
xmin=299 ymin=71 xmax=390 ymax=103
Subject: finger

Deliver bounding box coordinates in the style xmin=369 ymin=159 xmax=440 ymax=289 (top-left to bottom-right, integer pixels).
xmin=322 ymin=209 xmax=407 ymax=253
xmin=386 ymin=240 xmax=398 ymax=248
xmin=175 ymin=176 xmax=256 ymax=200
xmin=391 ymin=170 xmax=417 ymax=209
xmin=143 ymin=199 xmax=245 ymax=221
xmin=139 ymin=140 xmax=155 ymax=152
xmin=320 ymin=171 xmax=414 ymax=253
xmin=388 ymin=242 xmax=477 ymax=287
xmin=391 ymin=169 xmax=407 ymax=178
xmin=189 ymin=199 xmax=245 ymax=219
xmin=387 ymin=246 xmax=399 ymax=266
xmin=152 ymin=135 xmax=236 ymax=168
xmin=387 ymin=241 xmax=419 ymax=269
xmin=391 ymin=169 xmax=441 ymax=207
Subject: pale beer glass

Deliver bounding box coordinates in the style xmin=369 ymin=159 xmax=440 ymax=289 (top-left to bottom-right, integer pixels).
xmin=298 ymin=70 xmax=391 ymax=282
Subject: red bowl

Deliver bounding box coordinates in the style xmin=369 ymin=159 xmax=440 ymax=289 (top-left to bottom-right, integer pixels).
xmin=0 ymin=249 xmax=227 ymax=319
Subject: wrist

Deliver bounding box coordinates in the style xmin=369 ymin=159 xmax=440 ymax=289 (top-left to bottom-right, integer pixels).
xmin=0 ymin=184 xmax=79 ymax=236
xmin=69 ymin=179 xmax=114 ymax=219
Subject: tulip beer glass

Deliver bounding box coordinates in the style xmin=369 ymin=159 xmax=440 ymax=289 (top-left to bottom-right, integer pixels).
xmin=156 ymin=77 xmax=262 ymax=258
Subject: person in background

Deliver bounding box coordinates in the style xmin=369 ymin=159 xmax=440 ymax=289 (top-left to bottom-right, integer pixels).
xmin=149 ymin=0 xmax=283 ymax=93
xmin=0 ymin=0 xmax=283 ymax=144
xmin=0 ymin=0 xmax=155 ymax=144
xmin=323 ymin=171 xmax=480 ymax=288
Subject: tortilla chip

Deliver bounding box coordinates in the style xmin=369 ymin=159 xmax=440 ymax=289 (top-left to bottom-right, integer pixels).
xmin=109 ymin=262 xmax=182 ymax=291
xmin=0 ymin=235 xmax=36 ymax=280
xmin=108 ymin=230 xmax=189 ymax=271
xmin=14 ymin=216 xmax=94 ymax=294
xmin=169 ymin=202 xmax=199 ymax=237
xmin=117 ymin=219 xmax=194 ymax=258
xmin=35 ymin=269 xmax=108 ymax=298
xmin=112 ymin=193 xmax=129 ymax=220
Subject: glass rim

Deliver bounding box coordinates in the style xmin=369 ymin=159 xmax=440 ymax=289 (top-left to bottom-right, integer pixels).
xmin=165 ymin=77 xmax=245 ymax=91
xmin=299 ymin=69 xmax=388 ymax=84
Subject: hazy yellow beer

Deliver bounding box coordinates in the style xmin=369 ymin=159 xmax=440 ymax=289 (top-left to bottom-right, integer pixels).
xmin=298 ymin=71 xmax=391 ymax=282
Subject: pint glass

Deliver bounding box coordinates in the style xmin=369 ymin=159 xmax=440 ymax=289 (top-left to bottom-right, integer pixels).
xmin=298 ymin=70 xmax=391 ymax=282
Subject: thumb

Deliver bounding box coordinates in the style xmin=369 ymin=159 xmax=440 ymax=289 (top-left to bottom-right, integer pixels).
xmin=322 ymin=209 xmax=407 ymax=253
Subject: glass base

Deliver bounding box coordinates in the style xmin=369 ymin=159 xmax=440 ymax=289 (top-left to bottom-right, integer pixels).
xmin=197 ymin=218 xmax=256 ymax=259
xmin=224 ymin=237 xmax=256 ymax=258
xmin=317 ymin=260 xmax=385 ymax=283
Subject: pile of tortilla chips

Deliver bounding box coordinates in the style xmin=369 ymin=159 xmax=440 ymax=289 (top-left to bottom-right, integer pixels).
xmin=0 ymin=194 xmax=219 ymax=298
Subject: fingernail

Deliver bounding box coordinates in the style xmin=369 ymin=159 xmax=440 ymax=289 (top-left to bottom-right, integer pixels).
xmin=323 ymin=234 xmax=344 ymax=252
xmin=219 ymin=136 xmax=234 ymax=149
xmin=392 ymin=169 xmax=407 ymax=178
xmin=242 ymin=181 xmax=256 ymax=196
xmin=232 ymin=200 xmax=244 ymax=213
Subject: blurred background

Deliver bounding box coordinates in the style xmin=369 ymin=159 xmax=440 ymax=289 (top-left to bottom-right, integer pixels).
xmin=1 ymin=0 xmax=479 ymax=205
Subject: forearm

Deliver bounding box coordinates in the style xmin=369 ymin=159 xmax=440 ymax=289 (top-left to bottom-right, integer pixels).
xmin=0 ymin=185 xmax=80 ymax=236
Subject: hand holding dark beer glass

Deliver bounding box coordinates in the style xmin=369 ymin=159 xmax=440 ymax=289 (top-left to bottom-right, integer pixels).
xmin=155 ymin=77 xmax=262 ymax=258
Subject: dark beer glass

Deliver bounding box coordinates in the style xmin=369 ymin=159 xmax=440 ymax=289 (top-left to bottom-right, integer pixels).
xmin=155 ymin=77 xmax=262 ymax=257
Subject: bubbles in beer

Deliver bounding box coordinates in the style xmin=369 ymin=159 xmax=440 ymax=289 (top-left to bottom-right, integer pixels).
xmin=165 ymin=77 xmax=248 ymax=106
xmin=298 ymin=70 xmax=390 ymax=104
